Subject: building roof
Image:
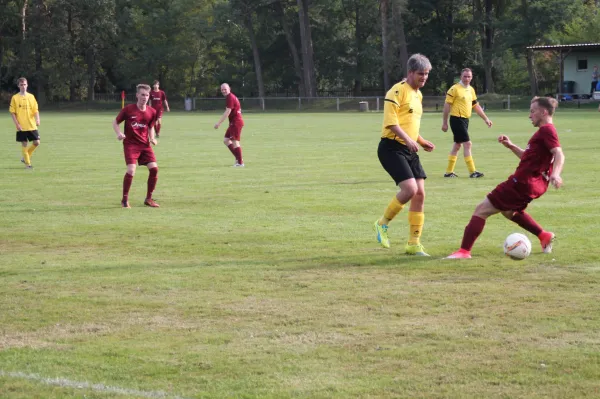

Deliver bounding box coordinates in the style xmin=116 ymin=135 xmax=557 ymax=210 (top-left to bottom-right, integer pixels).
xmin=527 ymin=43 xmax=600 ymax=51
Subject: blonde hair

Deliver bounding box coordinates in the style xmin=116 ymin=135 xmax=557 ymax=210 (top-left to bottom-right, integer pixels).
xmin=136 ymin=84 xmax=151 ymax=92
xmin=531 ymin=96 xmax=558 ymax=116
xmin=17 ymin=77 xmax=27 ymax=85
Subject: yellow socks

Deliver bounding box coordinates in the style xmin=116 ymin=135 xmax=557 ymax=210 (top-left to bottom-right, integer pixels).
xmin=446 ymin=155 xmax=458 ymax=174
xmin=21 ymin=146 xmax=31 ymax=166
xmin=407 ymin=211 xmax=424 ymax=245
xmin=380 ymin=196 xmax=405 ymax=225
xmin=27 ymin=144 xmax=38 ymax=158
xmin=465 ymin=156 xmax=476 ymax=174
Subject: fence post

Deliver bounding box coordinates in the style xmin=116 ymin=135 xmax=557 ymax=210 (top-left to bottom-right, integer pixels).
xmin=298 ymin=97 xmax=301 ymax=110
xmin=377 ymin=97 xmax=380 ymax=111
xmin=337 ymin=97 xmax=340 ymax=111
xmin=261 ymin=98 xmax=265 ymax=111
xmin=507 ymin=95 xmax=511 ymax=110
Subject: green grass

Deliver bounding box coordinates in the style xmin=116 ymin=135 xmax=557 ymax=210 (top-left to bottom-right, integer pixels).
xmin=1 ymin=110 xmax=599 ymax=398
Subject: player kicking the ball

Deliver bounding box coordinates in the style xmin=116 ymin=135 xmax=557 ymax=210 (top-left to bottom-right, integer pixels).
xmin=112 ymin=83 xmax=160 ymax=208
xmin=446 ymin=96 xmax=564 ymax=259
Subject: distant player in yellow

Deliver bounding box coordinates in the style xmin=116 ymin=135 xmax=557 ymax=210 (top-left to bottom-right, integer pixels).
xmin=9 ymin=77 xmax=40 ymax=169
xmin=373 ymin=54 xmax=435 ymax=256
xmin=441 ymin=68 xmax=492 ymax=178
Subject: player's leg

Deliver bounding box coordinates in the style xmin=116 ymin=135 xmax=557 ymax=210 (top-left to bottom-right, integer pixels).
xmin=374 ymin=140 xmax=414 ymax=248
xmin=223 ymin=131 xmax=238 ymax=164
xmin=463 ymin=140 xmax=483 ymax=178
xmin=122 ymin=163 xmax=137 ymax=208
xmin=505 ymin=211 xmax=555 ymax=253
xmin=445 ymin=142 xmax=461 ymax=177
xmin=230 ymin=126 xmax=244 ymax=166
xmin=446 ymin=197 xmax=500 ymax=258
xmin=27 ymin=131 xmax=40 ymax=162
xmin=405 ymin=178 xmax=429 ymax=256
xmin=155 ymin=115 xmax=162 ymax=137
xmin=144 ymin=161 xmax=160 ymax=207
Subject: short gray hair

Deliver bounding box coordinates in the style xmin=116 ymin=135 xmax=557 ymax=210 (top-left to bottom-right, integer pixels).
xmin=407 ymin=54 xmax=432 ymax=72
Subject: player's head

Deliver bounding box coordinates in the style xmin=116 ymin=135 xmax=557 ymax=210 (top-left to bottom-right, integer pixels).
xmin=136 ymin=83 xmax=151 ymax=105
xmin=220 ymin=83 xmax=231 ymax=96
xmin=529 ymin=96 xmax=558 ymax=127
xmin=406 ymin=54 xmax=431 ymax=89
xmin=460 ymin=68 xmax=473 ymax=86
xmin=153 ymin=80 xmax=160 ymax=90
xmin=17 ymin=77 xmax=28 ymax=92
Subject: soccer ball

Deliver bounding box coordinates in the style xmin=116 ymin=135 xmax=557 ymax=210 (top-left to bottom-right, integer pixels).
xmin=504 ymin=233 xmax=532 ymax=260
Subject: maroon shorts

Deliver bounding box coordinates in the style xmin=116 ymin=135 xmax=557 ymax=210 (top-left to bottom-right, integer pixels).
xmin=155 ymin=109 xmax=164 ymax=119
xmin=225 ymin=124 xmax=243 ymax=141
xmin=124 ymin=143 xmax=156 ymax=166
xmin=487 ymin=178 xmax=535 ymax=212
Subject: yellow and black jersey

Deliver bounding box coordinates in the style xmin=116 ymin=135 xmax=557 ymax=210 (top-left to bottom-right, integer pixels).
xmin=381 ymin=81 xmax=423 ymax=145
xmin=9 ymin=92 xmax=39 ymax=131
xmin=445 ymin=83 xmax=477 ymax=118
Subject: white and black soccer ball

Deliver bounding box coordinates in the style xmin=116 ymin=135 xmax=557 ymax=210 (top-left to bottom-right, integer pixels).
xmin=504 ymin=233 xmax=532 ymax=260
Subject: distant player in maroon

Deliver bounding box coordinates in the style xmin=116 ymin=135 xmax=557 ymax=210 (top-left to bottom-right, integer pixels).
xmin=214 ymin=83 xmax=245 ymax=166
xmin=447 ymin=96 xmax=565 ymax=259
xmin=112 ymin=83 xmax=160 ymax=208
xmin=150 ymin=80 xmax=170 ymax=138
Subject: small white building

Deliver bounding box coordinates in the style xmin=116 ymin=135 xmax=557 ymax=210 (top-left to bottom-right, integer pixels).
xmin=527 ymin=43 xmax=600 ymax=98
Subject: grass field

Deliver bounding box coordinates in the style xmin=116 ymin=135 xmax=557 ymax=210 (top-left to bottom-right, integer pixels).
xmin=1 ymin=109 xmax=599 ymax=398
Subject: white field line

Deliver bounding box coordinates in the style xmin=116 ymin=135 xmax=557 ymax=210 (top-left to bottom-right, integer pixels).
xmin=0 ymin=370 xmax=189 ymax=399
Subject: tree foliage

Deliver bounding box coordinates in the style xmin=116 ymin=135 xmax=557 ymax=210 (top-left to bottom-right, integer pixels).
xmin=0 ymin=0 xmax=594 ymax=101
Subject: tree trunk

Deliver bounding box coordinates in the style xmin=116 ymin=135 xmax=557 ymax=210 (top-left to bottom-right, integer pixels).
xmin=482 ymin=0 xmax=494 ymax=93
xmin=297 ymin=0 xmax=316 ymax=97
xmin=68 ymin=8 xmax=77 ymax=101
xmin=381 ymin=0 xmax=390 ymax=91
xmin=243 ymin=13 xmax=265 ymax=98
xmin=393 ymin=0 xmax=408 ymax=79
xmin=526 ymin=49 xmax=538 ymax=96
xmin=86 ymin=47 xmax=95 ymax=102
xmin=353 ymin=8 xmax=362 ymax=96
xmin=275 ymin=1 xmax=304 ymax=96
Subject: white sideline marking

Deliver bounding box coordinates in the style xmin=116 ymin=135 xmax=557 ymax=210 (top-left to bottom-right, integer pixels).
xmin=0 ymin=370 xmax=188 ymax=399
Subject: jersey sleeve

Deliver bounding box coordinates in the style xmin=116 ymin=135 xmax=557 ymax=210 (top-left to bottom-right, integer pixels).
xmin=471 ymin=87 xmax=478 ymax=106
xmin=445 ymin=86 xmax=455 ymax=104
xmin=31 ymin=96 xmax=39 ymax=114
xmin=541 ymin=126 xmax=561 ymax=150
xmin=115 ymin=107 xmax=127 ymax=124
xmin=9 ymin=96 xmax=16 ymax=114
xmin=225 ymin=95 xmax=234 ymax=109
xmin=382 ymin=88 xmax=402 ymax=128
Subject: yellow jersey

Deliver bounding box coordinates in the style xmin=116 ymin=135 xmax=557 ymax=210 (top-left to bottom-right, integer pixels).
xmin=445 ymin=83 xmax=477 ymax=118
xmin=9 ymin=92 xmax=39 ymax=131
xmin=381 ymin=81 xmax=423 ymax=145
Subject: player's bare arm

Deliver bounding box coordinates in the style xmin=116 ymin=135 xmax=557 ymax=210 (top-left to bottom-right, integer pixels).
xmin=214 ymin=108 xmax=232 ymax=129
xmin=498 ymin=135 xmax=524 ymax=158
xmin=417 ymin=135 xmax=435 ymax=152
xmin=112 ymin=119 xmax=125 ymax=141
xmin=474 ymin=104 xmax=492 ymax=127
xmin=164 ymin=100 xmax=170 ymax=112
xmin=10 ymin=113 xmax=22 ymax=131
xmin=149 ymin=127 xmax=157 ymax=145
xmin=549 ymin=147 xmax=565 ymax=189
xmin=441 ymin=102 xmax=451 ymax=132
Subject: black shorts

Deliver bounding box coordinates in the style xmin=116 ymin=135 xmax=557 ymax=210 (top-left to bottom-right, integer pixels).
xmin=449 ymin=116 xmax=470 ymax=143
xmin=378 ymin=138 xmax=427 ymax=185
xmin=16 ymin=130 xmax=40 ymax=142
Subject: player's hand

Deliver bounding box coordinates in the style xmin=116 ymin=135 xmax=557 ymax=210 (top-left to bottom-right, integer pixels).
xmin=16 ymin=124 xmax=22 ymax=131
xmin=485 ymin=119 xmax=493 ymax=128
xmin=498 ymin=135 xmax=512 ymax=148
xmin=421 ymin=140 xmax=435 ymax=152
xmin=36 ymin=120 xmax=40 ymax=126
xmin=441 ymin=122 xmax=448 ymax=132
xmin=405 ymin=138 xmax=420 ymax=153
xmin=214 ymin=123 xmax=220 ymax=129
xmin=150 ymin=138 xmax=157 ymax=146
xmin=549 ymin=175 xmax=563 ymax=189
xmin=117 ymin=132 xmax=126 ymax=141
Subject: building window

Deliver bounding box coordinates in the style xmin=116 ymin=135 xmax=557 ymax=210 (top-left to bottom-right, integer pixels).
xmin=578 ymin=58 xmax=588 ymax=71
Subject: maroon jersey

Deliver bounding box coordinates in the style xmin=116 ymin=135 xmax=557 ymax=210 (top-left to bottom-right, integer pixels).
xmin=150 ymin=90 xmax=167 ymax=110
xmin=226 ymin=93 xmax=244 ymax=126
xmin=116 ymin=104 xmax=157 ymax=146
xmin=510 ymin=124 xmax=560 ymax=198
